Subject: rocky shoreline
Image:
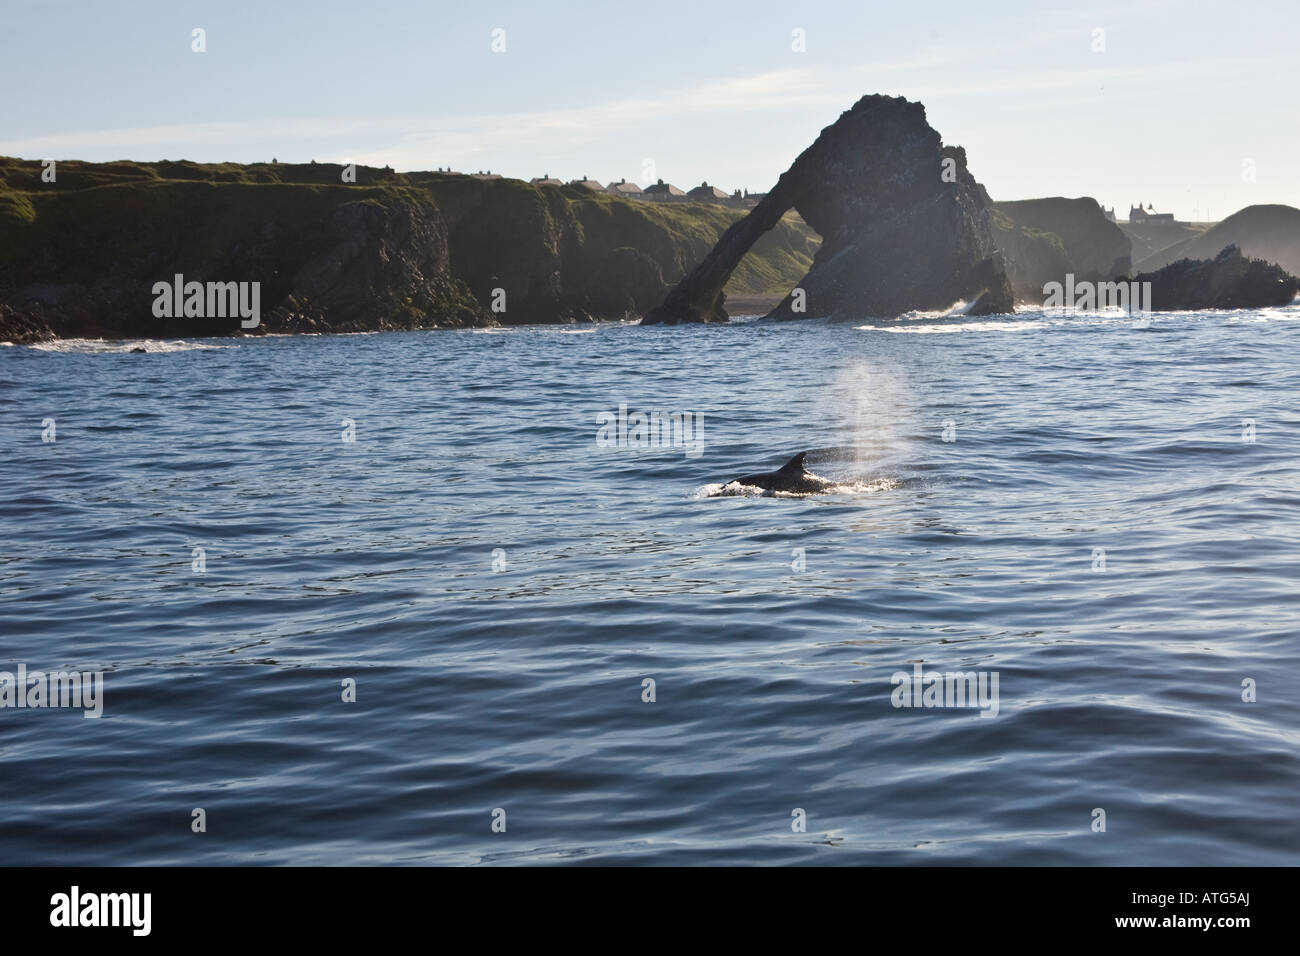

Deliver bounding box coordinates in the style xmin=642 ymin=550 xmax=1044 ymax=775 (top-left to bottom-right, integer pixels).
xmin=5 ymin=95 xmax=1300 ymax=343
xmin=0 ymin=158 xmax=818 ymax=343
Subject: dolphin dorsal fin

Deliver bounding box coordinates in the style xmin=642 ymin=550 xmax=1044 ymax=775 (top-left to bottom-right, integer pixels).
xmin=778 ymin=452 xmax=808 ymax=474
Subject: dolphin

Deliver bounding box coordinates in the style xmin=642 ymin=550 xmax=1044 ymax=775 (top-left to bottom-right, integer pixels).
xmin=722 ymin=451 xmax=837 ymax=495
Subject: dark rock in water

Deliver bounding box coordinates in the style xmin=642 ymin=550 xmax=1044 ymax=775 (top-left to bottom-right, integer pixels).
xmin=962 ymin=256 xmax=1016 ymax=315
xmin=642 ymin=94 xmax=1015 ymax=324
xmin=991 ymin=197 xmax=1132 ymax=303
xmin=0 ymin=303 xmax=55 ymax=344
xmin=130 ymin=346 xmax=147 ymax=352
xmin=1136 ymin=244 xmax=1300 ymax=311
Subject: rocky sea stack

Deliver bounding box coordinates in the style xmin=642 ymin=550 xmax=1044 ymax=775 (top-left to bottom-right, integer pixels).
xmin=1137 ymin=244 xmax=1300 ymax=311
xmin=642 ymin=94 xmax=1015 ymax=324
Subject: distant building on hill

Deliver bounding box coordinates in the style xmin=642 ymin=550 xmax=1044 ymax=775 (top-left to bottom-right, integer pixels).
xmin=569 ymin=176 xmax=604 ymax=191
xmin=1128 ymin=203 xmax=1175 ymax=224
xmin=729 ymin=187 xmax=768 ymax=209
xmin=643 ymin=179 xmax=687 ymax=201
xmin=1102 ymin=206 xmax=1117 ymax=223
xmin=530 ymin=173 xmax=563 ymax=186
xmin=688 ymin=181 xmax=730 ymax=203
xmin=606 ymin=178 xmax=643 ymax=198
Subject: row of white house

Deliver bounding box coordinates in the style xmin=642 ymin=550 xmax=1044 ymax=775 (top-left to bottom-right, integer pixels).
xmin=534 ymin=174 xmax=766 ymax=206
xmin=430 ymin=167 xmax=768 ymax=206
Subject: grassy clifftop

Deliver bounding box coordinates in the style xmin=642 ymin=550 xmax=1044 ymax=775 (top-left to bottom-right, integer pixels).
xmin=0 ymin=157 xmax=819 ymax=340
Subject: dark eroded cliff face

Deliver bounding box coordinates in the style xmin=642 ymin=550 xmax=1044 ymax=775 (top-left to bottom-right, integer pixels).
xmin=991 ymin=197 xmax=1132 ymax=303
xmin=0 ymin=158 xmax=819 ymax=342
xmin=417 ymin=174 xmax=816 ymax=325
xmin=1137 ymin=244 xmax=1300 ymax=311
xmin=0 ymin=167 xmax=487 ymax=340
xmin=642 ymin=94 xmax=1015 ymax=324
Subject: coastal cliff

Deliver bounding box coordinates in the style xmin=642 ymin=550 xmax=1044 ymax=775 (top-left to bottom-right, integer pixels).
xmin=991 ymin=197 xmax=1131 ymax=303
xmin=0 ymin=158 xmax=818 ymax=342
xmin=8 ymin=152 xmax=1297 ymax=342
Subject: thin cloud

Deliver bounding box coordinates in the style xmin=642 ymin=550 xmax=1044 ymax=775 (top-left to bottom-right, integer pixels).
xmin=0 ymin=67 xmax=834 ymax=166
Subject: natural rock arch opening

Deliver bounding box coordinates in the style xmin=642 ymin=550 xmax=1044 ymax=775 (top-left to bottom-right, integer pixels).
xmin=642 ymin=94 xmax=1013 ymax=325
xmin=720 ymin=210 xmax=824 ymax=317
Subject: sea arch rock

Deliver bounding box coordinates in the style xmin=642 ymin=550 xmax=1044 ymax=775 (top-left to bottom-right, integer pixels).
xmin=642 ymin=94 xmax=1014 ymax=324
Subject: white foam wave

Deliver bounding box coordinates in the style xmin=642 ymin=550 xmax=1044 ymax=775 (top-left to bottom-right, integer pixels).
xmin=855 ymin=320 xmax=1049 ymax=334
xmin=895 ymin=299 xmax=974 ymax=321
xmin=25 ymin=338 xmax=235 ymax=354
xmin=468 ymin=322 xmax=623 ymax=334
xmin=858 ymin=303 xmax=1300 ymax=335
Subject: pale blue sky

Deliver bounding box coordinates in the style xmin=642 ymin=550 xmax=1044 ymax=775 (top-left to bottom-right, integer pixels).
xmin=2 ymin=0 xmax=1297 ymax=219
